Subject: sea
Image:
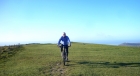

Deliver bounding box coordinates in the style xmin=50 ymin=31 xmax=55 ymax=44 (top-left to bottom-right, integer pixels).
xmin=0 ymin=40 xmax=140 ymax=46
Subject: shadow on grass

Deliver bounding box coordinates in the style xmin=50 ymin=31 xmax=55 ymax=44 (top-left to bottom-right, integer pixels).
xmin=76 ymin=61 xmax=140 ymax=68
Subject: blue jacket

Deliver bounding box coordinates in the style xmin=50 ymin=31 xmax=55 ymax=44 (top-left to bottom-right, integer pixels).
xmin=58 ymin=36 xmax=71 ymax=45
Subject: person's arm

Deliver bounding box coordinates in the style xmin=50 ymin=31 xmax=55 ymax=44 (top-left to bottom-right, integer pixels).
xmin=58 ymin=36 xmax=62 ymax=46
xmin=67 ymin=36 xmax=71 ymax=46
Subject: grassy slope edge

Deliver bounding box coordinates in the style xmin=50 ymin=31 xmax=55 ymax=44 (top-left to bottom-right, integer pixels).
xmin=0 ymin=43 xmax=140 ymax=76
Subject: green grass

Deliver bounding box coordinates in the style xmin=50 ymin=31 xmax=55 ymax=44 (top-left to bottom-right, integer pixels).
xmin=0 ymin=43 xmax=140 ymax=76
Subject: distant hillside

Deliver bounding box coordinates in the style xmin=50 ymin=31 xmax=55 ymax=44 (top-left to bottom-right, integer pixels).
xmin=119 ymin=43 xmax=140 ymax=47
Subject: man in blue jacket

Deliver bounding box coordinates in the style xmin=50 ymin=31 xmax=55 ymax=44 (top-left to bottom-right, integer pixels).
xmin=58 ymin=32 xmax=71 ymax=61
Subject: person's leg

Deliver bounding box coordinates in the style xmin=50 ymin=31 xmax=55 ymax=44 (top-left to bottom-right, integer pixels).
xmin=61 ymin=45 xmax=63 ymax=52
xmin=65 ymin=45 xmax=69 ymax=60
xmin=60 ymin=45 xmax=63 ymax=57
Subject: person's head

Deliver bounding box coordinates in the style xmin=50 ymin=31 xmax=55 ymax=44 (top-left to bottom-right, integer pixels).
xmin=63 ymin=32 xmax=66 ymax=37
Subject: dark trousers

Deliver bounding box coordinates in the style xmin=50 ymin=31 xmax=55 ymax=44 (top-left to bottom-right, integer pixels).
xmin=61 ymin=45 xmax=68 ymax=57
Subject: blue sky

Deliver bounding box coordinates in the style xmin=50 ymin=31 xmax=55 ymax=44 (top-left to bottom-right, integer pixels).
xmin=0 ymin=0 xmax=140 ymax=45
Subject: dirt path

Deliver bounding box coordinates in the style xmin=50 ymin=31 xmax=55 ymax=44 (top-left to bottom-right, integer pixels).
xmin=50 ymin=62 xmax=68 ymax=76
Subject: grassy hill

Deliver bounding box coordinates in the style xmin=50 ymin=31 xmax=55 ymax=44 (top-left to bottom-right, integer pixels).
xmin=0 ymin=43 xmax=140 ymax=76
